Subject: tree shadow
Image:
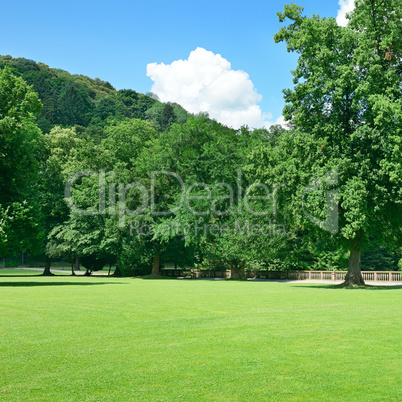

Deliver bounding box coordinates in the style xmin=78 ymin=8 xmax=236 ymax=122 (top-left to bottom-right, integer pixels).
xmin=0 ymin=274 xmax=45 ymax=277
xmin=139 ymin=275 xmax=184 ymax=280
xmin=0 ymin=281 xmax=125 ymax=287
xmin=291 ymin=284 xmax=402 ymax=291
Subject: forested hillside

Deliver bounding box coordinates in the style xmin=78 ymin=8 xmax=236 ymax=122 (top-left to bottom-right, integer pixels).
xmin=0 ymin=55 xmax=189 ymax=136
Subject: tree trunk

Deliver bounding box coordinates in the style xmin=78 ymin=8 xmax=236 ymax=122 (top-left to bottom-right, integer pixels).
xmin=74 ymin=255 xmax=80 ymax=271
xmin=241 ymin=260 xmax=247 ymax=279
xmin=343 ymin=230 xmax=365 ymax=286
xmin=42 ymin=256 xmax=54 ymax=276
xmin=71 ymin=254 xmax=76 ymax=276
xmin=151 ymin=254 xmax=160 ymax=276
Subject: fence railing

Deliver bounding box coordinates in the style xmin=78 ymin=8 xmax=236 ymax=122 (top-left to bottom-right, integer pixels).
xmin=160 ymin=269 xmax=402 ymax=282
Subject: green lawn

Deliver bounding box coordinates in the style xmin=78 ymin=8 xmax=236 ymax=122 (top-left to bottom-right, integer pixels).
xmin=0 ymin=273 xmax=401 ymax=401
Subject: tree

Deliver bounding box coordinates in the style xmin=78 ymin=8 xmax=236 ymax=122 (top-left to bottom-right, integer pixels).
xmin=159 ymin=103 xmax=176 ymax=132
xmin=0 ymin=201 xmax=43 ymax=258
xmin=146 ymin=116 xmax=269 ymax=277
xmin=49 ymin=118 xmax=160 ymax=276
xmin=145 ymin=102 xmax=182 ymax=133
xmin=0 ymin=67 xmax=43 ymax=204
xmin=268 ymin=2 xmax=402 ymax=285
xmin=91 ymin=97 xmax=123 ymax=126
xmin=58 ymin=82 xmax=93 ymax=126
xmin=0 ymin=67 xmax=43 ymax=258
xmin=38 ymin=126 xmax=81 ymax=275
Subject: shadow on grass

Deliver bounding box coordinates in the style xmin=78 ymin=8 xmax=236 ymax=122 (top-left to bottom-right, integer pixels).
xmin=0 ymin=274 xmax=83 ymax=278
xmin=292 ymin=284 xmax=402 ymax=290
xmin=0 ymin=274 xmax=44 ymax=278
xmin=0 ymin=281 xmax=124 ymax=287
xmin=137 ymin=275 xmax=178 ymax=280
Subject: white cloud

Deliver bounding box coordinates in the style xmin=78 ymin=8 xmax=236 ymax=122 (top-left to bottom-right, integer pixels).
xmin=270 ymin=115 xmax=288 ymax=128
xmin=146 ymin=47 xmax=275 ymax=129
xmin=336 ymin=0 xmax=355 ymax=27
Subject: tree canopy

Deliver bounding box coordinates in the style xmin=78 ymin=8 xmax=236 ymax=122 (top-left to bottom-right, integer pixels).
xmin=269 ymin=0 xmax=402 ymax=284
xmin=0 ymin=67 xmax=43 ymax=256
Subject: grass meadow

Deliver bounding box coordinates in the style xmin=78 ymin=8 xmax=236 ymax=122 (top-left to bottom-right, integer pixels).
xmin=0 ymin=270 xmax=401 ymax=401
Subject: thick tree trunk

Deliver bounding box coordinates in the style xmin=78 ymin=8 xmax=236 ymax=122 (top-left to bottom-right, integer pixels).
xmin=151 ymin=254 xmax=160 ymax=276
xmin=42 ymin=256 xmax=54 ymax=276
xmin=343 ymin=230 xmax=365 ymax=286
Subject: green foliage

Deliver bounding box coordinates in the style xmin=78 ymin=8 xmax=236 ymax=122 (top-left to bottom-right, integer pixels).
xmin=58 ymin=82 xmax=93 ymax=126
xmin=145 ymin=116 xmax=271 ymax=274
xmin=361 ymin=245 xmax=401 ymax=271
xmin=145 ymin=101 xmax=190 ymax=132
xmin=0 ymin=67 xmax=44 ymax=256
xmin=118 ymin=238 xmax=153 ymax=276
xmin=0 ymin=67 xmax=43 ymax=203
xmin=0 ymin=201 xmax=43 ymax=256
xmin=38 ymin=127 xmax=81 ymax=260
xmin=2 ymin=7 xmax=400 ymax=278
xmin=0 ymin=56 xmax=169 ymax=133
xmin=90 ymin=97 xmax=123 ymax=126
xmin=263 ymin=2 xmax=402 ymax=283
xmin=47 ymin=118 xmax=161 ymax=273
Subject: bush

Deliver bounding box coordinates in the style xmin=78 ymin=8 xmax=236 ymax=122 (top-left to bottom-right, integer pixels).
xmin=80 ymin=255 xmax=107 ymax=274
xmin=118 ymin=242 xmax=152 ymax=277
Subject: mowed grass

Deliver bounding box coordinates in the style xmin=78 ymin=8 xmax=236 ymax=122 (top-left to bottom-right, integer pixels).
xmin=0 ymin=273 xmax=401 ymax=401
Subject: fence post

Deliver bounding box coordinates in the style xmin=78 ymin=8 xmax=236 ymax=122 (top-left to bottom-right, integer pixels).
xmin=308 ymin=271 xmax=311 ymax=280
xmin=389 ymin=272 xmax=392 ymax=282
xmin=374 ymin=272 xmax=377 ymax=281
xmin=320 ymin=272 xmax=323 ymax=280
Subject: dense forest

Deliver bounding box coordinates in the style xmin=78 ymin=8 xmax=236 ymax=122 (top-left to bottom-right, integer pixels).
xmin=0 ymin=54 xmax=189 ymax=136
xmin=1 ymin=1 xmax=401 ymax=284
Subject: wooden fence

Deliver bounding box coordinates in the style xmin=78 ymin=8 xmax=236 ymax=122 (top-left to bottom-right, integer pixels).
xmin=160 ymin=268 xmax=402 ymax=282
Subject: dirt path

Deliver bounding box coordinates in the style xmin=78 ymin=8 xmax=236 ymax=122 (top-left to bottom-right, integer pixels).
xmin=247 ymin=278 xmax=402 ymax=286
xmin=2 ymin=268 xmax=402 ymax=285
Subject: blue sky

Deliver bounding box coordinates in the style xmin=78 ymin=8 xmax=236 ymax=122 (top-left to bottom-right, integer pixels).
xmin=1 ymin=0 xmax=353 ymax=128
